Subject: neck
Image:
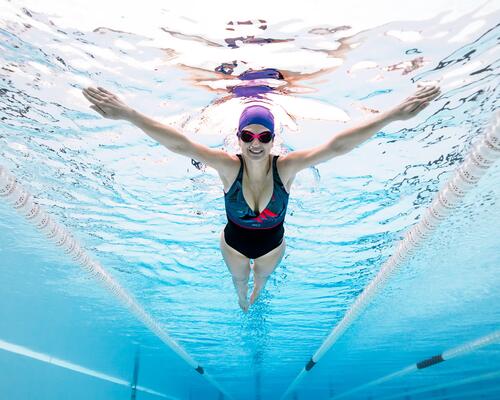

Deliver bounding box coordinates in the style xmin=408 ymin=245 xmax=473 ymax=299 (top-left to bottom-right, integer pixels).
xmin=242 ymin=154 xmax=272 ymax=182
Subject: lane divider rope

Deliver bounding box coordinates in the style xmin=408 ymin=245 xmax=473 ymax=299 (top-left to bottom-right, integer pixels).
xmin=0 ymin=164 xmax=233 ymax=400
xmin=280 ymin=110 xmax=500 ymax=400
xmin=330 ymin=330 xmax=500 ymax=399
xmin=378 ymin=369 xmax=500 ymax=400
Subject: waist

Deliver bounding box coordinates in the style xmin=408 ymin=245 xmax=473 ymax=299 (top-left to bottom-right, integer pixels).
xmin=225 ymin=218 xmax=285 ymax=233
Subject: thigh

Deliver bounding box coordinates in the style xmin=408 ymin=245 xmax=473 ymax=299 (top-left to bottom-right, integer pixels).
xmin=219 ymin=231 xmax=251 ymax=278
xmin=253 ymin=238 xmax=286 ymax=278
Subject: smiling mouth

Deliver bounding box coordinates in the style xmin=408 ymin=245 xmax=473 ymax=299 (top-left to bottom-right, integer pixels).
xmin=249 ymin=149 xmax=263 ymax=154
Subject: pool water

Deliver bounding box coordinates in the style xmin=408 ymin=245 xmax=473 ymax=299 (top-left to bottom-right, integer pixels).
xmin=0 ymin=1 xmax=499 ymax=399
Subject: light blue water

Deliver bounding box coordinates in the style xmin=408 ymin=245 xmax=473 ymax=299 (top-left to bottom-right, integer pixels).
xmin=0 ymin=1 xmax=499 ymax=399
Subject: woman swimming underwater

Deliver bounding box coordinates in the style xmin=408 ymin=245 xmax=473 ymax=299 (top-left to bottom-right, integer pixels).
xmin=83 ymin=84 xmax=440 ymax=311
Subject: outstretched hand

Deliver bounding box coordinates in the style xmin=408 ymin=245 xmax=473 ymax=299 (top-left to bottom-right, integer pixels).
xmin=391 ymin=85 xmax=441 ymax=121
xmin=82 ymin=86 xmax=133 ymax=120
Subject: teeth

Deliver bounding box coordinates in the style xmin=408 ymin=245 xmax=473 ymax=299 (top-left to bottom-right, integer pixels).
xmin=250 ymin=149 xmax=262 ymax=154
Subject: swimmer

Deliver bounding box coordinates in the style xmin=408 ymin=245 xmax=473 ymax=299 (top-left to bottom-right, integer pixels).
xmin=82 ymin=84 xmax=440 ymax=311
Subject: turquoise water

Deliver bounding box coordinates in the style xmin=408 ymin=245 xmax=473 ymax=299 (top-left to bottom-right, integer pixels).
xmin=0 ymin=1 xmax=499 ymax=399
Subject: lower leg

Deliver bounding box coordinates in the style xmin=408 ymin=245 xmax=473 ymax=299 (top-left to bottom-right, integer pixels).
xmin=250 ymin=273 xmax=270 ymax=305
xmin=250 ymin=240 xmax=286 ymax=305
xmin=232 ymin=274 xmax=250 ymax=311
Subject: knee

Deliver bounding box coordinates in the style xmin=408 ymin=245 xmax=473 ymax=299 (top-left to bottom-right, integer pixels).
xmin=232 ymin=275 xmax=249 ymax=283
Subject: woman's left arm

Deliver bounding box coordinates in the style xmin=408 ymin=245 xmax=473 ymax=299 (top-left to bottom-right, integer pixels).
xmin=282 ymin=85 xmax=441 ymax=174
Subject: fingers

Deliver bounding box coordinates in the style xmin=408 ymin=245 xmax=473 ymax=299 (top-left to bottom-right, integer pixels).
xmin=82 ymin=89 xmax=95 ymax=103
xmin=412 ymin=101 xmax=430 ymax=114
xmin=423 ymin=88 xmax=440 ymax=104
xmin=82 ymin=87 xmax=99 ymax=100
xmin=416 ymin=84 xmax=438 ymax=92
xmin=83 ymin=90 xmax=108 ymax=117
xmin=405 ymin=86 xmax=440 ymax=107
xmin=403 ymin=95 xmax=431 ymax=114
xmin=83 ymin=86 xmax=116 ymax=101
xmin=408 ymin=101 xmax=421 ymax=113
xmin=410 ymin=98 xmax=432 ymax=114
xmin=85 ymin=87 xmax=107 ymax=101
xmin=82 ymin=89 xmax=105 ymax=106
xmin=394 ymin=85 xmax=441 ymax=119
xmin=97 ymin=86 xmax=115 ymax=96
xmin=417 ymin=101 xmax=430 ymax=111
xmin=415 ymin=85 xmax=440 ymax=100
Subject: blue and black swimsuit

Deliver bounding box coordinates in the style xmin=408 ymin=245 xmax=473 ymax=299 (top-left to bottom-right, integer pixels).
xmin=224 ymin=154 xmax=290 ymax=259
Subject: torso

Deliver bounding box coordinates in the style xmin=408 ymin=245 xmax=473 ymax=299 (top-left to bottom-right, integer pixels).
xmin=223 ymin=154 xmax=291 ymax=229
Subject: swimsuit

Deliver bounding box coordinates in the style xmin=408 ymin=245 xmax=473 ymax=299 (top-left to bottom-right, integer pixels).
xmin=224 ymin=154 xmax=289 ymax=259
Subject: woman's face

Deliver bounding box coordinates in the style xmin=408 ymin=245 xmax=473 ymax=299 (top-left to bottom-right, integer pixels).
xmin=238 ymin=123 xmax=274 ymax=159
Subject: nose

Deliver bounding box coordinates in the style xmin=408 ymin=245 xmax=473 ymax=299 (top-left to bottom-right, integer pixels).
xmin=249 ymin=140 xmax=262 ymax=148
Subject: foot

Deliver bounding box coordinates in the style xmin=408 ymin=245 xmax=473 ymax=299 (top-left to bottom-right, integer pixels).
xmin=232 ymin=277 xmax=249 ymax=312
xmin=238 ymin=297 xmax=249 ymax=312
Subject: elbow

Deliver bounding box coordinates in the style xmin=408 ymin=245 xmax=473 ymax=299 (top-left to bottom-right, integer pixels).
xmin=330 ymin=139 xmax=353 ymax=156
xmin=169 ymin=142 xmax=188 ymax=156
xmin=166 ymin=136 xmax=191 ymax=155
xmin=334 ymin=144 xmax=351 ymax=156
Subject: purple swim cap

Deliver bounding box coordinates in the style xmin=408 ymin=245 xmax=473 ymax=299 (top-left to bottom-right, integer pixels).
xmin=238 ymin=105 xmax=275 ymax=133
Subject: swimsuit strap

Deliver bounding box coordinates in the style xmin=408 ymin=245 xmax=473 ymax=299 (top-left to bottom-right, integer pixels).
xmin=272 ymin=155 xmax=286 ymax=189
xmin=236 ymin=154 xmax=244 ymax=182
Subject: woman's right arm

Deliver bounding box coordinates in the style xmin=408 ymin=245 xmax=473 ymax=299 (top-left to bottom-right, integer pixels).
xmin=82 ymin=86 xmax=234 ymax=171
xmin=127 ymin=109 xmax=235 ymax=171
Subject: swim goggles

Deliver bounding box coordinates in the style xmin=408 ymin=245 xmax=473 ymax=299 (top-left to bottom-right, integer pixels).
xmin=237 ymin=130 xmax=274 ymax=143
